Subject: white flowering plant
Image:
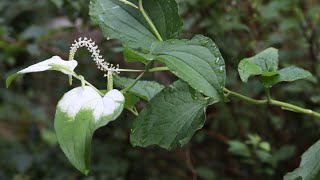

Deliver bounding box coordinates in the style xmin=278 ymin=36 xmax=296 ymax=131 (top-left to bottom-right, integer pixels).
xmin=5 ymin=0 xmax=320 ymax=179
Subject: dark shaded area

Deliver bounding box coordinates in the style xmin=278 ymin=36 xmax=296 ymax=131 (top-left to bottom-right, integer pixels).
xmin=0 ymin=0 xmax=319 ymax=179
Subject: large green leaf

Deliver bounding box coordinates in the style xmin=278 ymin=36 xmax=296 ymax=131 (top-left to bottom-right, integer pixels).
xmin=150 ymin=35 xmax=226 ymax=99
xmin=89 ymin=0 xmax=182 ymax=49
xmin=261 ymin=66 xmax=312 ymax=88
xmin=284 ymin=139 xmax=320 ymax=180
xmin=238 ymin=47 xmax=279 ymax=82
xmin=54 ymin=86 xmax=124 ymax=175
xmin=113 ymin=75 xmax=165 ymax=101
xmin=130 ymin=80 xmax=214 ymax=150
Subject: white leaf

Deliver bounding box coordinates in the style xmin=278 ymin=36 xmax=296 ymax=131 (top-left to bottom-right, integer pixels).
xmin=6 ymin=56 xmax=78 ymax=88
xmin=57 ymin=86 xmax=125 ymax=128
xmin=19 ymin=56 xmax=77 ymax=75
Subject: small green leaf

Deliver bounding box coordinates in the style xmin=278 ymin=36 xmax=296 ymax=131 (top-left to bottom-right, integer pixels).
xmin=123 ymin=93 xmax=140 ymax=109
xmin=6 ymin=73 xmax=20 ymax=88
xmin=151 ymin=35 xmax=226 ymax=100
xmin=228 ymin=140 xmax=251 ymax=157
xmin=284 ymin=139 xmax=320 ymax=180
xmin=55 ymin=86 xmax=124 ymax=174
xmin=259 ymin=141 xmax=271 ymax=152
xmin=255 ymin=149 xmax=273 ymax=164
xmin=89 ymin=0 xmax=182 ymax=49
xmin=130 ymin=80 xmax=212 ymax=150
xmin=113 ymin=75 xmax=165 ymax=101
xmin=6 ymin=56 xmax=77 ymax=88
xmin=262 ymin=67 xmax=312 ymax=88
xmin=123 ymin=47 xmax=153 ymax=64
xmin=238 ymin=47 xmax=279 ymax=82
xmin=274 ymin=145 xmax=296 ymax=162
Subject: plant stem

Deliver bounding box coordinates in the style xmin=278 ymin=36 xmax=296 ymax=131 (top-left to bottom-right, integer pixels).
xmin=118 ymin=0 xmax=138 ymax=9
xmin=72 ymin=73 xmax=104 ymax=96
xmin=117 ymin=68 xmax=145 ymax=72
xmin=127 ymin=107 xmax=139 ymax=116
xmin=224 ymin=88 xmax=320 ymax=118
xmin=48 ymin=64 xmax=104 ymax=96
xmin=148 ymin=67 xmax=169 ymax=72
xmin=265 ymin=88 xmax=271 ymax=103
xmin=107 ymin=71 xmax=113 ymax=91
xmin=121 ymin=71 xmax=146 ymax=93
xmin=138 ymin=0 xmax=163 ymax=41
xmin=270 ymin=99 xmax=320 ymax=118
xmin=116 ymin=67 xmax=169 ymax=73
xmin=223 ymin=88 xmax=267 ymax=105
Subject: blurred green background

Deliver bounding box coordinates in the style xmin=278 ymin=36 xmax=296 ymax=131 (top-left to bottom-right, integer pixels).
xmin=0 ymin=0 xmax=320 ymax=179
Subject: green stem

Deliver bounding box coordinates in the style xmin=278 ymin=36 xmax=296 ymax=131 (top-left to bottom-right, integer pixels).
xmin=117 ymin=68 xmax=145 ymax=72
xmin=138 ymin=0 xmax=163 ymax=41
xmin=270 ymin=99 xmax=320 ymax=118
xmin=72 ymin=73 xmax=104 ymax=96
xmin=224 ymin=88 xmax=320 ymax=118
xmin=121 ymin=71 xmax=146 ymax=93
xmin=118 ymin=0 xmax=138 ymax=9
xmin=148 ymin=67 xmax=169 ymax=72
xmin=115 ymin=67 xmax=169 ymax=73
xmin=127 ymin=107 xmax=139 ymax=116
xmin=107 ymin=71 xmax=113 ymax=91
xmin=265 ymin=88 xmax=271 ymax=103
xmin=48 ymin=64 xmax=103 ymax=96
xmin=224 ymin=88 xmax=267 ymax=105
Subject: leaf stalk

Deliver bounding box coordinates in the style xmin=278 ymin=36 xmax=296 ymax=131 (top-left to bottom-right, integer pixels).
xmin=138 ymin=0 xmax=163 ymax=41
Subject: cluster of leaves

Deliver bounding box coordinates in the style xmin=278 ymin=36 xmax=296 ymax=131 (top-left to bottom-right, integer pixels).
xmin=89 ymin=0 xmax=320 ymax=179
xmin=2 ymin=0 xmax=320 ymax=179
xmin=89 ymin=0 xmax=226 ymax=150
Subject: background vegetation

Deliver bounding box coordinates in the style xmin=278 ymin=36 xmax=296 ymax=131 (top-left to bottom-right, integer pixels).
xmin=0 ymin=0 xmax=319 ymax=179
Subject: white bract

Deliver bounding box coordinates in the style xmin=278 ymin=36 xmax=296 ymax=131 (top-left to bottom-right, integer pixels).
xmin=19 ymin=56 xmax=77 ymax=74
xmin=57 ymin=86 xmax=125 ymax=128
xmin=6 ymin=56 xmax=78 ymax=88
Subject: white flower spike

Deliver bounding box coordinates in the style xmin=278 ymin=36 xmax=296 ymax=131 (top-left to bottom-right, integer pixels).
xmin=6 ymin=56 xmax=78 ymax=88
xmin=69 ymin=37 xmax=119 ymax=74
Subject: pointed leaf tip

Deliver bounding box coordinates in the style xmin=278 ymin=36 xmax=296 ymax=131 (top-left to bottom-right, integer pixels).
xmin=6 ymin=73 xmax=21 ymax=88
xmin=5 ymin=56 xmax=78 ymax=88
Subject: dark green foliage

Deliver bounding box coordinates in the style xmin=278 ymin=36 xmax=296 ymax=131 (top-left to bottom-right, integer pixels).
xmin=2 ymin=0 xmax=320 ymax=179
xmin=130 ymin=80 xmax=210 ymax=149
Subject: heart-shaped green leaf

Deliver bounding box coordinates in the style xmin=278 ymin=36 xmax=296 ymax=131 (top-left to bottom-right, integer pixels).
xmin=54 ymin=86 xmax=124 ymax=175
xmin=238 ymin=47 xmax=279 ymax=82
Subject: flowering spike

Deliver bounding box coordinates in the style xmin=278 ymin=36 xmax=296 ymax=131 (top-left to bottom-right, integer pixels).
xmin=68 ymin=37 xmax=119 ymax=74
